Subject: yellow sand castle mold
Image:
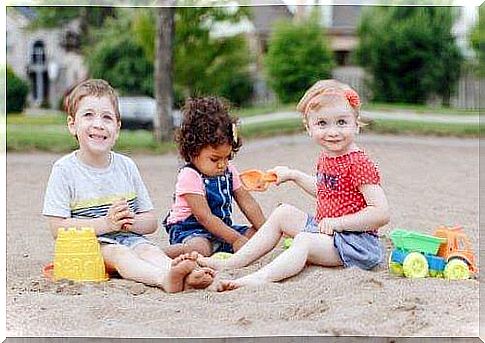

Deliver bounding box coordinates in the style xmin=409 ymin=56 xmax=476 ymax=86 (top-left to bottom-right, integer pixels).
xmin=53 ymin=227 xmax=109 ymax=282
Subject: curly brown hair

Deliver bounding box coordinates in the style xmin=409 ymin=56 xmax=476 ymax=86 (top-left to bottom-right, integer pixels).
xmin=175 ymin=97 xmax=242 ymax=162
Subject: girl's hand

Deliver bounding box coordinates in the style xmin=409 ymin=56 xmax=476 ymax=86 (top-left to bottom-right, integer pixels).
xmin=106 ymin=199 xmax=135 ymax=232
xmin=318 ymin=219 xmax=335 ymax=236
xmin=243 ymin=225 xmax=257 ymax=239
xmin=232 ymin=235 xmax=249 ymax=252
xmin=269 ymin=166 xmax=294 ymax=185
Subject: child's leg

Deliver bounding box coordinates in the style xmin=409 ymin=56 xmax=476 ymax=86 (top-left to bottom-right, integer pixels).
xmin=102 ymin=244 xmax=201 ymax=293
xmin=217 ymin=232 xmax=342 ymax=291
xmin=133 ymin=243 xmax=214 ymax=290
xmin=199 ymin=204 xmax=308 ymax=270
xmin=163 ymin=236 xmax=212 ymax=258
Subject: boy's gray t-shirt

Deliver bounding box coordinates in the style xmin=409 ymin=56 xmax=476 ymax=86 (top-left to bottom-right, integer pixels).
xmin=43 ymin=151 xmax=153 ymax=219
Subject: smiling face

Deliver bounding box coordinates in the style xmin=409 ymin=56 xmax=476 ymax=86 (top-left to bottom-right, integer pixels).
xmin=67 ymin=95 xmax=120 ymax=163
xmin=306 ymin=95 xmax=359 ymax=157
xmin=192 ymin=143 xmax=233 ymax=177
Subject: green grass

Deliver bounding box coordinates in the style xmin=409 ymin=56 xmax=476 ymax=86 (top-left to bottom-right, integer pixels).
xmin=234 ymin=101 xmax=480 ymax=117
xmin=362 ymin=102 xmax=479 ymax=115
xmin=234 ymin=103 xmax=296 ymax=117
xmin=7 ymin=113 xmax=66 ymax=125
xmin=6 ymin=112 xmax=479 ymax=154
xmin=363 ymin=119 xmax=479 ymax=137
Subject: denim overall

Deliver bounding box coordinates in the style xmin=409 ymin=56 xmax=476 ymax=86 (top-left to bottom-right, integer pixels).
xmin=163 ymin=164 xmax=248 ymax=253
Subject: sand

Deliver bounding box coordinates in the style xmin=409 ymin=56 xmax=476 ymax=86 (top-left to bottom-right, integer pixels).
xmin=6 ymin=133 xmax=480 ymax=338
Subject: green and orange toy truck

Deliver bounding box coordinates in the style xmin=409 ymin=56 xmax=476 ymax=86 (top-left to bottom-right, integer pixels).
xmin=388 ymin=226 xmax=477 ymax=280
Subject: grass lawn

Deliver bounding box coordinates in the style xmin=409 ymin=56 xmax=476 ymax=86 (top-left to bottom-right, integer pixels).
xmin=235 ymin=101 xmax=480 ymax=117
xmin=362 ymin=102 xmax=479 ymax=115
xmin=6 ymin=111 xmax=479 ymax=154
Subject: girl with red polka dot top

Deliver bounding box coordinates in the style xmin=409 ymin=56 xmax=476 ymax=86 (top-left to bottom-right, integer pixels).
xmin=198 ymin=80 xmax=390 ymax=292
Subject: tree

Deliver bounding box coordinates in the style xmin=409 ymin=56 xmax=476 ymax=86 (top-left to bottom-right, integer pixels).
xmin=84 ymin=10 xmax=153 ymax=96
xmin=354 ymin=6 xmax=463 ymax=105
xmin=154 ymin=5 xmax=175 ymax=142
xmin=30 ymin=7 xmax=116 ymax=49
xmin=264 ymin=17 xmax=334 ymax=104
xmin=470 ymin=4 xmax=484 ymax=77
xmin=132 ymin=7 xmax=253 ymax=107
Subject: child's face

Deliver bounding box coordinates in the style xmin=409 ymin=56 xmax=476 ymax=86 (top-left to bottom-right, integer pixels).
xmin=67 ymin=95 xmax=120 ymax=158
xmin=306 ymin=98 xmax=359 ymax=157
xmin=192 ymin=143 xmax=232 ymax=177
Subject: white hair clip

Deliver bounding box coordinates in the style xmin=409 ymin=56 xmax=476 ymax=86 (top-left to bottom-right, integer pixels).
xmin=232 ymin=122 xmax=239 ymax=143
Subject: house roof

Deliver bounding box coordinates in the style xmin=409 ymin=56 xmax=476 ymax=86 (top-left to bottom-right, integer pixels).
xmin=249 ymin=3 xmax=293 ymax=36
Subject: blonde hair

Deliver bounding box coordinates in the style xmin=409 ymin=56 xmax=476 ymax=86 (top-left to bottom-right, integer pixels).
xmin=297 ymin=79 xmax=364 ymax=127
xmin=64 ymin=79 xmax=120 ymax=121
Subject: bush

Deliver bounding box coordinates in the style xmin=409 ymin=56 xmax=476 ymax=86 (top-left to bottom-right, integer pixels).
xmin=7 ymin=66 xmax=29 ymax=114
xmin=354 ymin=6 xmax=463 ymax=105
xmin=86 ymin=34 xmax=154 ymax=97
xmin=264 ymin=18 xmax=334 ymax=103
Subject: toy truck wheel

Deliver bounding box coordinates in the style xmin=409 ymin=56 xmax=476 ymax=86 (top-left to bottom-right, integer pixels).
xmin=402 ymin=252 xmax=429 ymax=278
xmin=388 ymin=254 xmax=403 ymax=276
xmin=444 ymin=259 xmax=470 ymax=280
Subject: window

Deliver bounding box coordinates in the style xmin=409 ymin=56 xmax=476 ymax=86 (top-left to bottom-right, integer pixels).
xmin=31 ymin=40 xmax=46 ymax=65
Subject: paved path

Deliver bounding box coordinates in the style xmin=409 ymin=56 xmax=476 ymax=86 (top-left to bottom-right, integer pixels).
xmin=241 ymin=110 xmax=480 ymax=125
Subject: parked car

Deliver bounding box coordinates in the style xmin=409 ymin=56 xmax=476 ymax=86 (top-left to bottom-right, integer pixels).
xmin=118 ymin=96 xmax=181 ymax=130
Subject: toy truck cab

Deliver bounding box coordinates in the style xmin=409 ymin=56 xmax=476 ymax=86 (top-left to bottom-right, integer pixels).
xmin=434 ymin=226 xmax=477 ymax=274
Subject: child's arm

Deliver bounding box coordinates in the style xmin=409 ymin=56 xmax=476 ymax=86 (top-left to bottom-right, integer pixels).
xmin=271 ymin=166 xmax=317 ymax=197
xmin=318 ymin=184 xmax=390 ymax=234
xmin=183 ymin=193 xmax=247 ymax=250
xmin=233 ymin=187 xmax=266 ymax=231
xmin=130 ymin=210 xmax=158 ymax=235
xmin=45 ymin=214 xmax=128 ymax=239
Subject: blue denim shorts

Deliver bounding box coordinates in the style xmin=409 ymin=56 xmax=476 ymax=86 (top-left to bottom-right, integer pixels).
xmin=98 ymin=232 xmax=154 ymax=249
xmin=303 ymin=215 xmax=384 ymax=270
xmin=165 ymin=216 xmax=248 ymax=254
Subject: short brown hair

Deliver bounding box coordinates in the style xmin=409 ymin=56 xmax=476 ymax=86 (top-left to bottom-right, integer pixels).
xmin=64 ymin=79 xmax=120 ymax=121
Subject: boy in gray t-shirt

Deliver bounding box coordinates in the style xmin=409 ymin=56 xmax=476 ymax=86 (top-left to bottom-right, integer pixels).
xmin=43 ymin=79 xmax=214 ymax=292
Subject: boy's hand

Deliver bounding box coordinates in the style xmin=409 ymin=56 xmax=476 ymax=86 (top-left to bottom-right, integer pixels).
xmin=318 ymin=219 xmax=335 ymax=236
xmin=106 ymin=199 xmax=135 ymax=232
xmin=269 ymin=166 xmax=294 ymax=185
xmin=232 ymin=235 xmax=249 ymax=252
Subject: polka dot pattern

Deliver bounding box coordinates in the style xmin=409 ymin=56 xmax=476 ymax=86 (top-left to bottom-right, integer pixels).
xmin=315 ymin=150 xmax=380 ymax=221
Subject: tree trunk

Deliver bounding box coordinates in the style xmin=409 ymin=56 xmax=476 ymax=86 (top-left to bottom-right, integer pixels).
xmin=154 ymin=5 xmax=175 ymax=142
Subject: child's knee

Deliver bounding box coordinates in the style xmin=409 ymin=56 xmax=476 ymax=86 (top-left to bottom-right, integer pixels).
xmin=270 ymin=203 xmax=298 ymax=223
xmin=185 ymin=237 xmax=212 ymax=256
xmin=102 ymin=244 xmax=133 ymax=264
xmin=133 ymin=243 xmax=161 ymax=259
xmin=292 ymin=232 xmax=314 ymax=247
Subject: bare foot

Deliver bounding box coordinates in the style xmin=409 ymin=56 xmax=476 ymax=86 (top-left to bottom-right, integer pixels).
xmin=164 ymin=252 xmax=200 ymax=293
xmin=216 ymin=279 xmax=240 ymax=292
xmin=197 ymin=254 xmax=225 ymax=270
xmin=184 ymin=266 xmax=216 ymax=290
xmin=216 ymin=275 xmax=268 ymax=292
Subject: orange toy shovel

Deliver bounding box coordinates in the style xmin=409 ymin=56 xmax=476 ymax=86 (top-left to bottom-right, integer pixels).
xmin=240 ymin=169 xmax=278 ymax=192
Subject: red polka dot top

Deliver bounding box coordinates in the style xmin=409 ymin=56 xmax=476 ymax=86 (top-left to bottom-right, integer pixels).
xmin=315 ymin=150 xmax=381 ymax=221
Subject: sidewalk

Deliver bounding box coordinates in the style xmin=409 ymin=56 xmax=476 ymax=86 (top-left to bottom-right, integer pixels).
xmin=241 ymin=109 xmax=480 ymax=125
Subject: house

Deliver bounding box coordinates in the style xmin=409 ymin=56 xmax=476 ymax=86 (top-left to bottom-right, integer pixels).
xmin=6 ymin=7 xmax=88 ymax=109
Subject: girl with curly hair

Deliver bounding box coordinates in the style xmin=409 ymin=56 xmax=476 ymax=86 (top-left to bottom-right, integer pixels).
xmin=163 ymin=97 xmax=266 ymax=258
